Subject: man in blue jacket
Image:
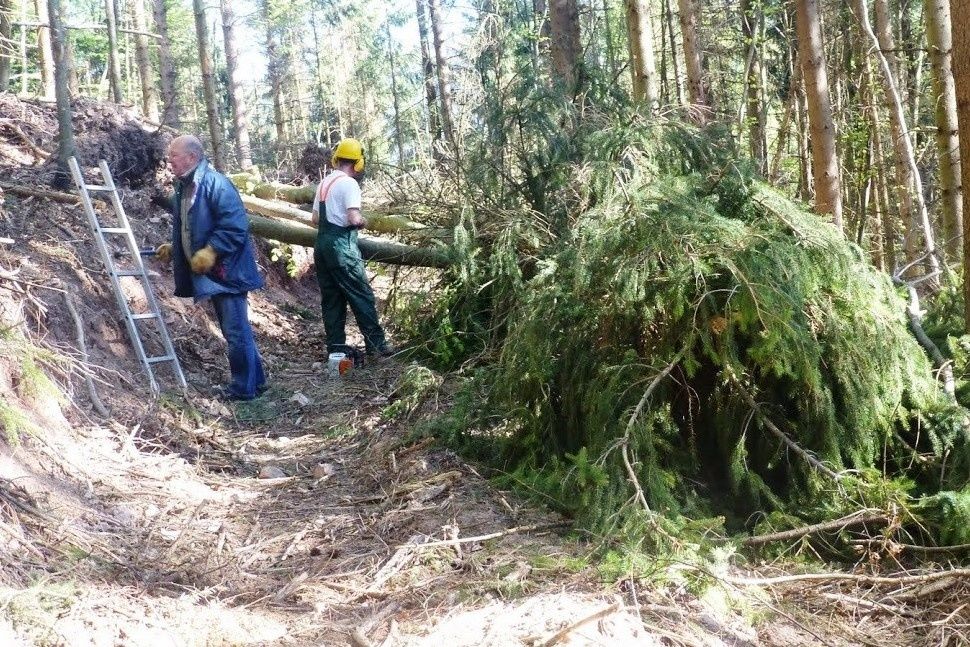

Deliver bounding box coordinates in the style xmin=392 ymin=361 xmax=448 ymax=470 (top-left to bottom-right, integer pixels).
xmin=156 ymin=135 xmax=266 ymax=400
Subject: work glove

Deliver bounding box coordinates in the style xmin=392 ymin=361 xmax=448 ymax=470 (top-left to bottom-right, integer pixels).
xmin=155 ymin=243 xmax=172 ymax=263
xmin=190 ymin=244 xmax=217 ymax=274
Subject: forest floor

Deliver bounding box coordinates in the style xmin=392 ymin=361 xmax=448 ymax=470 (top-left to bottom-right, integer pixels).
xmin=0 ymin=95 xmax=966 ymax=646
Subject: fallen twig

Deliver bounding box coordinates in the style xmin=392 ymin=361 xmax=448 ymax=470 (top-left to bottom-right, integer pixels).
xmin=63 ymin=291 xmax=109 ymax=417
xmin=402 ymin=521 xmax=568 ymax=550
xmin=0 ymin=181 xmax=79 ymax=204
xmin=534 ymin=598 xmax=623 ymax=647
xmin=714 ymin=567 xmax=970 ymax=588
xmin=743 ymin=510 xmax=890 ymax=546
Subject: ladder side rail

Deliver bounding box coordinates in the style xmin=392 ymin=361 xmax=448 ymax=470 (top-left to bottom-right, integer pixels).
xmin=97 ymin=160 xmax=187 ymax=390
xmin=69 ymin=157 xmax=160 ymax=393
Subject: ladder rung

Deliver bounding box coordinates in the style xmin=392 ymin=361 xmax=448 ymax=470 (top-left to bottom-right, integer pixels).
xmin=146 ymin=355 xmax=175 ymax=364
xmin=84 ymin=184 xmax=113 ymax=192
xmin=130 ymin=313 xmax=159 ymax=320
xmin=113 ymin=269 xmax=144 ymax=277
xmin=99 ymin=227 xmax=130 ymax=234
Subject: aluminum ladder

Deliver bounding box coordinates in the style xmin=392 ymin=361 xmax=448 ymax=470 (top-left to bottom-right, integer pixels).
xmin=68 ymin=156 xmax=187 ymax=393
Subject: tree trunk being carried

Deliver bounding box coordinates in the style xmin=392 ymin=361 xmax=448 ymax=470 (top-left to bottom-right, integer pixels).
xmin=247 ymin=214 xmax=450 ymax=269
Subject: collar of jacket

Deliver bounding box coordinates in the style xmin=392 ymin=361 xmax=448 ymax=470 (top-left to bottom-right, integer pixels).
xmin=176 ymin=158 xmax=209 ymax=192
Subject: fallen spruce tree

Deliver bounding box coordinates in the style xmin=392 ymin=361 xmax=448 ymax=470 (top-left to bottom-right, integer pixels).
xmin=414 ymin=114 xmax=970 ymax=549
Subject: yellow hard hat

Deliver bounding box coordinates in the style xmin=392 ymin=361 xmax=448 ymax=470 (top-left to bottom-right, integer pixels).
xmin=331 ymin=138 xmax=365 ymax=173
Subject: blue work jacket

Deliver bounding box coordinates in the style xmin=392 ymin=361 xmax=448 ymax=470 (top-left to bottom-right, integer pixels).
xmin=169 ymin=159 xmax=264 ymax=301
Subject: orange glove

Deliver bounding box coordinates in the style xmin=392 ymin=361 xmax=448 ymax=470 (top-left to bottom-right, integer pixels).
xmin=190 ymin=245 xmax=216 ymax=274
xmin=155 ymin=243 xmax=172 ymax=262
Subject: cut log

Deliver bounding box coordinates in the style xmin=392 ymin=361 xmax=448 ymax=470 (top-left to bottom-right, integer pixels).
xmin=247 ymin=214 xmax=450 ymax=269
xmin=239 ymin=193 xmax=441 ymax=238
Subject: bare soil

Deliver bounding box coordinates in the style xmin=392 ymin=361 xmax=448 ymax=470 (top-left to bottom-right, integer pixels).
xmin=0 ymin=95 xmax=966 ymax=647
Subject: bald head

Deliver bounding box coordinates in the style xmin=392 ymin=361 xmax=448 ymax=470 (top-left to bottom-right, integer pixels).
xmin=167 ymin=135 xmax=204 ymax=177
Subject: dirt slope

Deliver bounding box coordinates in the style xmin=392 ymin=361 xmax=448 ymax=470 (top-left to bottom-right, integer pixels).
xmin=0 ymin=95 xmax=964 ymax=647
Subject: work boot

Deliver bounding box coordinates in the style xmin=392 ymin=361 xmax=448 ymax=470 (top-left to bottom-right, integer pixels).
xmin=368 ymin=344 xmax=397 ymax=359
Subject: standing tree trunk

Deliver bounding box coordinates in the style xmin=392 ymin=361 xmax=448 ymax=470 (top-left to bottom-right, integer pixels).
xmin=46 ymin=0 xmax=75 ymax=188
xmin=549 ymin=0 xmax=582 ymax=95
xmin=677 ymin=0 xmax=707 ymax=111
xmin=925 ymin=0 xmax=962 ymax=259
xmin=192 ymin=0 xmax=225 ymax=170
xmin=104 ymin=0 xmax=123 ymax=102
xmin=386 ymin=22 xmax=406 ymax=166
xmin=796 ymin=0 xmax=842 ymax=228
xmin=152 ymin=0 xmax=180 ymax=128
xmin=130 ymin=0 xmax=159 ymax=121
xmin=662 ymin=0 xmax=683 ymax=105
xmin=741 ymin=0 xmax=767 ymax=175
xmin=427 ymin=0 xmax=455 ymax=145
xmin=855 ymin=0 xmax=938 ymax=275
xmin=951 ymin=0 xmax=970 ymax=329
xmin=18 ymin=0 xmax=27 ymax=94
xmin=262 ymin=0 xmax=287 ymax=150
xmin=626 ymin=0 xmax=658 ymax=109
xmin=416 ymin=0 xmax=441 ymax=149
xmin=35 ymin=0 xmax=55 ymax=99
xmin=310 ymin=17 xmax=332 ymax=147
xmin=0 ymin=0 xmax=12 ymax=91
xmin=220 ymin=0 xmax=252 ymax=171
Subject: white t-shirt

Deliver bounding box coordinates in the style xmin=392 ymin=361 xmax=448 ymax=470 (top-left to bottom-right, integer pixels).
xmin=312 ymin=171 xmax=361 ymax=228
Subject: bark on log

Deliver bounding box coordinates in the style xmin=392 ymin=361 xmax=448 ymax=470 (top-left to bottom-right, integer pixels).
xmin=247 ymin=214 xmax=450 ymax=269
xmin=239 ymin=193 xmax=445 ymax=238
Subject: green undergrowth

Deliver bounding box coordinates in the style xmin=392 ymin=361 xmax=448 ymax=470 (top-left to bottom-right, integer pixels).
xmin=0 ymin=333 xmax=65 ymax=446
xmin=403 ymin=103 xmax=970 ymax=552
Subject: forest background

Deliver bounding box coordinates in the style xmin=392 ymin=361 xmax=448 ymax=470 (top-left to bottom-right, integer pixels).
xmin=7 ymin=0 xmax=970 ymax=590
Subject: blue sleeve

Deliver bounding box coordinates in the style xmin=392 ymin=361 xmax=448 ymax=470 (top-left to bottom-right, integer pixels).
xmin=206 ymin=177 xmax=250 ymax=256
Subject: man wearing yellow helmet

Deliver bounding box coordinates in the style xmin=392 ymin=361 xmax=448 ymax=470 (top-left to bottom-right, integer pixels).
xmin=310 ymin=138 xmax=392 ymax=358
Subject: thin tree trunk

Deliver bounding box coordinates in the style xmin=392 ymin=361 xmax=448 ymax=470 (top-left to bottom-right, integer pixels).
xmin=924 ymin=0 xmax=962 ymax=259
xmin=262 ymin=0 xmax=286 ymax=149
xmin=663 ymin=0 xmax=683 ymax=105
xmin=35 ymin=0 xmax=54 ymax=99
xmin=220 ymin=0 xmax=252 ymax=171
xmin=19 ymin=0 xmax=28 ymax=94
xmin=104 ymin=0 xmax=123 ymax=102
xmin=770 ymin=56 xmax=800 ymax=182
xmin=951 ymin=0 xmax=970 ymax=329
xmin=310 ymin=16 xmax=332 ymax=148
xmin=0 ymin=0 xmax=13 ymax=91
xmin=152 ymin=0 xmax=179 ymax=127
xmin=427 ymin=0 xmax=455 ymax=145
xmin=873 ymin=120 xmax=897 ymax=271
xmin=130 ymin=0 xmax=158 ymax=120
xmin=603 ymin=0 xmax=617 ymax=79
xmin=415 ymin=0 xmax=440 ymax=149
xmin=386 ymin=22 xmax=406 ymax=166
xmin=626 ymin=0 xmax=658 ymax=108
xmin=855 ymin=0 xmax=938 ymax=275
xmin=741 ymin=0 xmax=766 ymax=175
xmin=192 ymin=0 xmax=225 ymax=170
xmin=46 ymin=0 xmax=75 ymax=188
xmin=796 ymin=0 xmax=842 ymax=227
xmin=677 ymin=0 xmax=706 ymax=112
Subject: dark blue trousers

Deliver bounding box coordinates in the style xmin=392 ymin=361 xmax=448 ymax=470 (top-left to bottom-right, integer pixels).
xmin=211 ymin=293 xmax=265 ymax=399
